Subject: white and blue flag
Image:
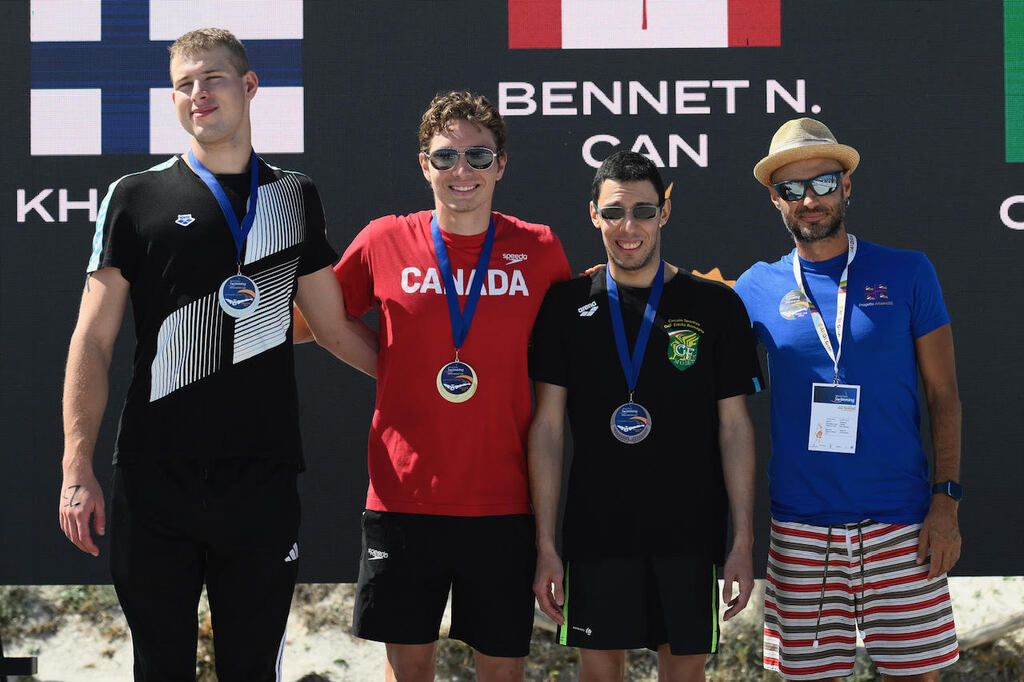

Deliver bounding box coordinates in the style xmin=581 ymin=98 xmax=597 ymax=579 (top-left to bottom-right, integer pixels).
xmin=30 ymin=0 xmax=304 ymax=155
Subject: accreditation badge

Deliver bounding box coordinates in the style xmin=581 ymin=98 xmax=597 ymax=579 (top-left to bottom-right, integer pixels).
xmin=807 ymin=383 xmax=860 ymax=453
xmin=218 ymin=274 xmax=260 ymax=319
xmin=610 ymin=402 xmax=652 ymax=444
xmin=436 ymin=360 xmax=478 ymax=403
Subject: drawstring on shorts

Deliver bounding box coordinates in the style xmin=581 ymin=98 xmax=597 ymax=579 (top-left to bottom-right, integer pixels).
xmin=812 ymin=521 xmax=868 ymax=649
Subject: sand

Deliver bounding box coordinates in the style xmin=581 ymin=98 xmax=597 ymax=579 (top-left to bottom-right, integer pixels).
xmin=3 ymin=577 xmax=1022 ymax=681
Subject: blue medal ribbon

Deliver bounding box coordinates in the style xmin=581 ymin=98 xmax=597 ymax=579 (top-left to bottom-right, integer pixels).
xmin=606 ymin=260 xmax=665 ymax=396
xmin=187 ymin=149 xmax=260 ymax=266
xmin=430 ymin=213 xmax=495 ymax=351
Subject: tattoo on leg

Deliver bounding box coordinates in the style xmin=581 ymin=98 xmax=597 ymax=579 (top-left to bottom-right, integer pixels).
xmin=64 ymin=484 xmax=82 ymax=507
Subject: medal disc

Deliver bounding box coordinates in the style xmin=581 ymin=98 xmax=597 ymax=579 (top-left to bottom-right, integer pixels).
xmin=218 ymin=274 xmax=260 ymax=319
xmin=436 ymin=361 xmax=478 ymax=403
xmin=610 ymin=402 xmax=652 ymax=444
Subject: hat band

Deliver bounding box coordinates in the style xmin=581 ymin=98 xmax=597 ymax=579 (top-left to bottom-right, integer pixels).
xmin=771 ymin=137 xmax=839 ymax=154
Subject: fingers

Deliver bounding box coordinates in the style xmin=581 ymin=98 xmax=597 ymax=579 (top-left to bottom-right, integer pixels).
xmin=722 ymin=579 xmax=752 ymax=621
xmin=533 ymin=579 xmax=565 ymax=624
xmin=532 ymin=559 xmax=565 ymax=625
xmin=552 ymin=572 xmax=565 ymax=610
xmin=94 ymin=496 xmax=107 ymax=537
xmin=915 ymin=527 xmax=929 ymax=566
xmin=926 ymin=542 xmax=961 ymax=579
xmin=73 ymin=503 xmax=100 ymax=556
xmin=59 ymin=484 xmax=101 ymax=556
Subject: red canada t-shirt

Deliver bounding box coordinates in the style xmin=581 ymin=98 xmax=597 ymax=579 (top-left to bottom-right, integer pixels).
xmin=335 ymin=211 xmax=571 ymax=516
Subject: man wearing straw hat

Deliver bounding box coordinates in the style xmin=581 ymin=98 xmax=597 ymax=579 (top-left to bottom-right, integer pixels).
xmin=734 ymin=118 xmax=963 ymax=681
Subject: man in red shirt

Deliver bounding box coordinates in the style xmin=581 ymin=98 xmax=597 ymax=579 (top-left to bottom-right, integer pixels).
xmin=309 ymin=91 xmax=570 ymax=680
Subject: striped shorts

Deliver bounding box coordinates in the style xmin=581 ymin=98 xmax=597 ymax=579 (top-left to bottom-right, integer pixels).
xmin=763 ymin=519 xmax=959 ymax=680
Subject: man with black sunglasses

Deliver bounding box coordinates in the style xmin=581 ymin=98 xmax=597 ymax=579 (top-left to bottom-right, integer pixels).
xmin=305 ymin=91 xmax=570 ymax=680
xmin=734 ymin=118 xmax=963 ymax=682
xmin=529 ymin=151 xmax=763 ymax=681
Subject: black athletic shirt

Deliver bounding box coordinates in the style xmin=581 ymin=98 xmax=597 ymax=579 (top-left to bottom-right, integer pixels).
xmin=88 ymin=155 xmax=337 ymax=467
xmin=531 ymin=268 xmax=763 ymax=562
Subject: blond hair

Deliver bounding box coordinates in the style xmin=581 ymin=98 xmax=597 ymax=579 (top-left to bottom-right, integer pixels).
xmin=169 ymin=28 xmax=249 ymax=76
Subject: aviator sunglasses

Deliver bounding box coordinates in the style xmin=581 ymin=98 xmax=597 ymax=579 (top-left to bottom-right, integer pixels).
xmin=772 ymin=171 xmax=843 ymax=202
xmin=424 ymin=147 xmax=497 ymax=171
xmin=592 ymin=203 xmax=662 ymax=221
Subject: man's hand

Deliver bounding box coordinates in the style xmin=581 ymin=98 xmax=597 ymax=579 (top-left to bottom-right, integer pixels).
xmin=721 ymin=541 xmax=754 ymax=621
xmin=917 ymin=494 xmax=961 ymax=579
xmin=533 ymin=547 xmax=565 ymax=625
xmin=58 ymin=466 xmax=105 ymax=557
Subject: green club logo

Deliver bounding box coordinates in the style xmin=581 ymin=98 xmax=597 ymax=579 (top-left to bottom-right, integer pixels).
xmin=667 ymin=329 xmax=700 ymax=371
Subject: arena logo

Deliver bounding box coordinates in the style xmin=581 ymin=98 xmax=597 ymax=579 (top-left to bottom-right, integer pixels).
xmin=508 ymin=0 xmax=780 ymax=49
xmin=29 ymin=0 xmax=304 ymax=156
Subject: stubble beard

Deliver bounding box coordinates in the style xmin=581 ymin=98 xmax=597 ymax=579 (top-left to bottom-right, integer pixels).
xmin=783 ymin=194 xmax=846 ymax=244
xmin=606 ymin=230 xmax=660 ymax=273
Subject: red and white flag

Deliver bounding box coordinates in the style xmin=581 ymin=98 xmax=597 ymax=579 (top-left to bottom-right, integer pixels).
xmin=508 ymin=0 xmax=779 ymax=49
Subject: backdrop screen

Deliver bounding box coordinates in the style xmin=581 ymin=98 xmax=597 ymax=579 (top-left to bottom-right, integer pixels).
xmin=2 ymin=0 xmax=1021 ymax=583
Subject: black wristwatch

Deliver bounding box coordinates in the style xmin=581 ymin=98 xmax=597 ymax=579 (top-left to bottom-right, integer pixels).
xmin=932 ymin=481 xmax=963 ymax=501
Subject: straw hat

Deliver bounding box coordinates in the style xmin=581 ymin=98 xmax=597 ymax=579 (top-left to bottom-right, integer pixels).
xmin=753 ymin=118 xmax=860 ymax=186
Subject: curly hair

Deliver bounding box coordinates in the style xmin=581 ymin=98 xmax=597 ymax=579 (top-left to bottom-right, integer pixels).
xmin=418 ymin=91 xmax=507 ymax=156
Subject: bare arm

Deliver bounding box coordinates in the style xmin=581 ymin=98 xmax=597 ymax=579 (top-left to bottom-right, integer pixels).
xmin=60 ymin=269 xmax=129 ymax=556
xmin=294 ymin=267 xmax=378 ymax=378
xmin=292 ymin=303 xmax=314 ymax=343
xmin=718 ymin=393 xmax=756 ymax=621
xmin=528 ymin=381 xmax=568 ymax=624
xmin=914 ymin=324 xmax=962 ymax=578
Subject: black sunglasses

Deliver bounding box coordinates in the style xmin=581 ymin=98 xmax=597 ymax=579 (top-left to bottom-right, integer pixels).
xmin=772 ymin=171 xmax=843 ymax=202
xmin=592 ymin=203 xmax=662 ymax=221
xmin=423 ymin=147 xmax=497 ymax=171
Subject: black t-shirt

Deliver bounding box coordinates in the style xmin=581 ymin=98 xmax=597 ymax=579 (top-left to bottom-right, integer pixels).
xmin=88 ymin=155 xmax=337 ymax=467
xmin=531 ymin=268 xmax=763 ymax=562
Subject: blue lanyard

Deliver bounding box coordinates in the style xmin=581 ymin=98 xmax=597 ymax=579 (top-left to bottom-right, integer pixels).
xmin=430 ymin=213 xmax=496 ymax=351
xmin=187 ymin=149 xmax=259 ymax=265
xmin=606 ymin=260 xmax=665 ymax=395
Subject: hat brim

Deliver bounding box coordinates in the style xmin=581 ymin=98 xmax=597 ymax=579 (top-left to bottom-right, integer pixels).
xmin=753 ymin=143 xmax=860 ymax=186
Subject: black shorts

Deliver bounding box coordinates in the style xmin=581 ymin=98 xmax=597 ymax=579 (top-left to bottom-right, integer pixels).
xmin=557 ymin=554 xmax=720 ymax=655
xmin=352 ymin=511 xmax=536 ymax=658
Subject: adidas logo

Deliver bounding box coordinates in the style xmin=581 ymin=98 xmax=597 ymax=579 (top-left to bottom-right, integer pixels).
xmin=368 ymin=548 xmax=389 ymax=561
xmin=503 ymin=253 xmax=528 ymax=264
xmin=578 ymin=301 xmax=598 ymax=317
xmin=284 ymin=542 xmax=299 ymax=563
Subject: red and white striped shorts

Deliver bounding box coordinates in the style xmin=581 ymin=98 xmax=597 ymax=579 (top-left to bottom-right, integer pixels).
xmin=763 ymin=519 xmax=959 ymax=680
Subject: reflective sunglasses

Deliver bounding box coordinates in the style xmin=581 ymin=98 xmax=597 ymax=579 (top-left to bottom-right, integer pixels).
xmin=592 ymin=203 xmax=662 ymax=221
xmin=772 ymin=171 xmax=843 ymax=202
xmin=423 ymin=147 xmax=497 ymax=171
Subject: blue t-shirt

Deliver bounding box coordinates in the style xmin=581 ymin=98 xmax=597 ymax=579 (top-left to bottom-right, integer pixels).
xmin=734 ymin=238 xmax=951 ymax=525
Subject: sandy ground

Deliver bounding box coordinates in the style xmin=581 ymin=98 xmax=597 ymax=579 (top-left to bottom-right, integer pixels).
xmin=4 ymin=577 xmax=1023 ymax=681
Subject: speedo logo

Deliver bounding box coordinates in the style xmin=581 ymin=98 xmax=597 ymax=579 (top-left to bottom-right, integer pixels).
xmin=400 ymin=267 xmax=530 ymax=296
xmin=367 ymin=548 xmax=389 ymax=561
xmin=578 ymin=301 xmax=598 ymax=317
xmin=503 ymin=253 xmax=528 ymax=264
